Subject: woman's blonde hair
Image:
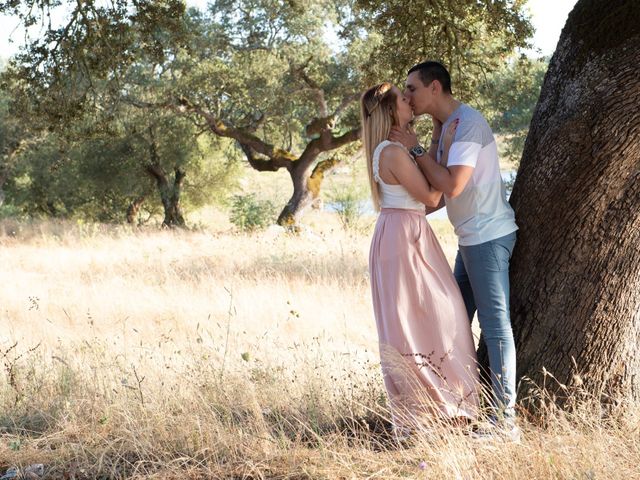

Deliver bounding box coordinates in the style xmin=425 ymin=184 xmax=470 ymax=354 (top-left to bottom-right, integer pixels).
xmin=360 ymin=82 xmax=399 ymax=212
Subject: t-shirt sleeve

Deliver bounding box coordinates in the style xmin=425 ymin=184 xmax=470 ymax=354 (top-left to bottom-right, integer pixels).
xmin=446 ymin=119 xmax=483 ymax=168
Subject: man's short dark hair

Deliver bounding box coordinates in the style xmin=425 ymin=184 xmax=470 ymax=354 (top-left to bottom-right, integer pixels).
xmin=407 ymin=61 xmax=452 ymax=94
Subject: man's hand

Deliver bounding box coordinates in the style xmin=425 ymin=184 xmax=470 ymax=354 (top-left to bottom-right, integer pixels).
xmin=432 ymin=117 xmax=443 ymax=139
xmin=389 ymin=126 xmax=419 ymax=151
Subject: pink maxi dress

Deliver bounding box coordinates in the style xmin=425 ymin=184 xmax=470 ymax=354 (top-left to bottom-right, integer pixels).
xmin=369 ymin=141 xmax=479 ymax=429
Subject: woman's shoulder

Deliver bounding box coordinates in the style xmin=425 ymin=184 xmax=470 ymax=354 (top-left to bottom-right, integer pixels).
xmin=376 ymin=140 xmax=410 ymax=160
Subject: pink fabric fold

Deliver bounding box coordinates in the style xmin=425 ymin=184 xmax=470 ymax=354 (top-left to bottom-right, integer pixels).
xmin=369 ymin=208 xmax=480 ymax=427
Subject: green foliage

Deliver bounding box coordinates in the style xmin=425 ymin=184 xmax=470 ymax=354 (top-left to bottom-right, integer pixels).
xmin=347 ymin=0 xmax=534 ymax=103
xmin=476 ymin=56 xmax=548 ymax=165
xmin=3 ymin=108 xmax=242 ymax=222
xmin=328 ymin=183 xmax=369 ymax=232
xmin=2 ymin=0 xmax=365 ymax=224
xmin=2 ymin=18 xmax=244 ymax=224
xmin=182 ymin=137 xmax=242 ymax=210
xmin=1 ymin=0 xmax=190 ymax=130
xmin=175 ymin=0 xmax=363 ymax=155
xmin=480 ymin=57 xmax=548 ymax=132
xmin=0 ymin=0 xmax=540 ymax=225
xmin=0 ymin=203 xmax=23 ymax=219
xmin=0 ymin=68 xmax=33 ymax=192
xmin=229 ymin=193 xmax=276 ymax=232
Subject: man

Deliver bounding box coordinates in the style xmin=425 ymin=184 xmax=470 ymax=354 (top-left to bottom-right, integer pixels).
xmin=390 ymin=61 xmax=519 ymax=439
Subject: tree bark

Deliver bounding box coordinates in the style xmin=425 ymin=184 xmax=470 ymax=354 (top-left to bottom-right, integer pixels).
xmin=277 ymin=157 xmax=340 ymax=227
xmin=126 ymin=195 xmax=145 ymax=224
xmin=506 ymin=0 xmax=640 ymax=404
xmin=145 ymin=130 xmax=186 ymax=228
xmin=146 ymin=164 xmax=186 ymax=228
xmin=165 ymin=167 xmax=186 ymax=227
xmin=237 ymin=126 xmax=356 ymax=228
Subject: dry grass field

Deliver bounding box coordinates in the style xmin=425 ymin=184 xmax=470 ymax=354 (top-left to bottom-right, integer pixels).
xmin=0 ymin=212 xmax=638 ymax=479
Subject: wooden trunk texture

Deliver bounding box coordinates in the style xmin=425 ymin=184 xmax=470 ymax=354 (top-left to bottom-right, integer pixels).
xmin=508 ymin=0 xmax=640 ymax=401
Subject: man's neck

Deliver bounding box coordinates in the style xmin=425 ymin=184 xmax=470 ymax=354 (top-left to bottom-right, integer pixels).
xmin=432 ymin=95 xmax=462 ymax=123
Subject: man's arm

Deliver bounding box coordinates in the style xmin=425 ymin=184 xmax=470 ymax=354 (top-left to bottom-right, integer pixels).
xmin=427 ymin=118 xmax=442 ymax=160
xmin=390 ymin=122 xmax=476 ymax=198
xmin=414 ymin=155 xmax=474 ymax=198
xmin=425 ymin=195 xmax=445 ymax=215
xmin=379 ymin=145 xmax=442 ymax=208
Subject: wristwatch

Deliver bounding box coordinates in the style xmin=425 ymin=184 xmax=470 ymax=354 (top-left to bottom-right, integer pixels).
xmin=409 ymin=144 xmax=426 ymax=158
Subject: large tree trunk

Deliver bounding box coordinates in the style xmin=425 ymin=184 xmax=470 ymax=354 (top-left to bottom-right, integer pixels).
xmin=228 ymin=119 xmax=358 ymax=229
xmin=276 ymin=157 xmax=339 ymax=227
xmin=146 ymin=164 xmax=186 ymax=228
xmin=162 ymin=167 xmax=186 ymax=227
xmin=508 ymin=0 xmax=640 ymax=404
xmin=145 ymin=128 xmax=186 ymax=228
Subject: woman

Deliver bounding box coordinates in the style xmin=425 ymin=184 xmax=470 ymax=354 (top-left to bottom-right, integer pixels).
xmin=361 ymin=82 xmax=479 ymax=436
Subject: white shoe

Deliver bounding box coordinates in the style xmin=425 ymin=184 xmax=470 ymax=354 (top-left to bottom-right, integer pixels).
xmin=471 ymin=423 xmax=521 ymax=443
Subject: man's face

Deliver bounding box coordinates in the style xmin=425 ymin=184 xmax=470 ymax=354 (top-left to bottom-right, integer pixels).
xmin=404 ymin=71 xmax=435 ymax=116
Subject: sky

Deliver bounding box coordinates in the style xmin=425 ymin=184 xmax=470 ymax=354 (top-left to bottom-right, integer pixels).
xmin=524 ymin=0 xmax=578 ymax=57
xmin=0 ymin=0 xmax=578 ymax=59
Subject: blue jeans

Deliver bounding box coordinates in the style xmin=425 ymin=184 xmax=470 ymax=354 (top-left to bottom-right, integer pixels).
xmin=454 ymin=231 xmax=517 ymax=420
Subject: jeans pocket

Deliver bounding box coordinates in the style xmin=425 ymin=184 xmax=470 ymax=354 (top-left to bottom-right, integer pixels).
xmin=490 ymin=241 xmax=511 ymax=272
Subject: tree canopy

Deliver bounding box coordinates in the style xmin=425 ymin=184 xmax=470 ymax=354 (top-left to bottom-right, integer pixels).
xmin=0 ymin=0 xmax=534 ymax=226
xmin=348 ymin=0 xmax=533 ymax=101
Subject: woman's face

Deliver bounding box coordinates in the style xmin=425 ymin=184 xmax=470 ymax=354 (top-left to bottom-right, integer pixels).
xmin=392 ymin=85 xmax=413 ymax=126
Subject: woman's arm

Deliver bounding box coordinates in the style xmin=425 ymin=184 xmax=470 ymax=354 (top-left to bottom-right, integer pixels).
xmin=378 ymin=145 xmax=442 ymax=208
xmin=391 ymin=120 xmax=472 ymax=198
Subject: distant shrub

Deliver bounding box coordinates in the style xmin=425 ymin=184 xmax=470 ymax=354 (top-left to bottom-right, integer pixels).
xmin=328 ymin=184 xmax=369 ymax=232
xmin=229 ymin=194 xmax=276 ymax=231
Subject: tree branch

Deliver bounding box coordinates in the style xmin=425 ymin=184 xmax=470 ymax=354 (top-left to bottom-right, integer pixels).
xmin=122 ymin=95 xmax=298 ymax=165
xmin=332 ymin=94 xmax=359 ymax=120
xmin=122 ymin=96 xmax=360 ymax=173
xmin=305 ymin=94 xmax=358 ymax=137
xmin=238 ymin=143 xmax=288 ymax=172
xmin=291 ymin=57 xmax=328 ymax=117
xmin=323 ymin=127 xmax=361 ymax=150
xmin=177 ymin=98 xmax=298 ymax=164
xmin=297 ymin=126 xmax=361 ymax=170
xmin=307 ymin=156 xmax=341 ymax=197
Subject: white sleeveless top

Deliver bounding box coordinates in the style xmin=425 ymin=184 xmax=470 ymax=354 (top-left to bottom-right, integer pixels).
xmin=373 ymin=140 xmax=425 ymax=210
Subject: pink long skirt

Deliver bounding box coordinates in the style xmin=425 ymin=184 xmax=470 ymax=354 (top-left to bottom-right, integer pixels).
xmin=369 ymin=208 xmax=479 ymax=428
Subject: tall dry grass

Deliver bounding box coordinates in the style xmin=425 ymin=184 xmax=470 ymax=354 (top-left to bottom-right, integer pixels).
xmin=0 ymin=215 xmax=638 ymax=479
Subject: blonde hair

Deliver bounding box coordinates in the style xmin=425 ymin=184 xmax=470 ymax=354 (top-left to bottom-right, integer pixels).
xmin=360 ymin=82 xmax=399 ymax=212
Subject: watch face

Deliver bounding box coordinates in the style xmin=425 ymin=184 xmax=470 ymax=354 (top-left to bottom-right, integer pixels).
xmin=411 ymin=146 xmax=425 ymax=156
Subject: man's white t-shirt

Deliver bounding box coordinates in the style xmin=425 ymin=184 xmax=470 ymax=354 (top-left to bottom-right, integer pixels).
xmin=437 ymin=104 xmax=518 ymax=246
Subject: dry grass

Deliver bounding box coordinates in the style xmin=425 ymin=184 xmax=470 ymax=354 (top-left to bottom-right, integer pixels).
xmin=0 ymin=215 xmax=638 ymax=479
